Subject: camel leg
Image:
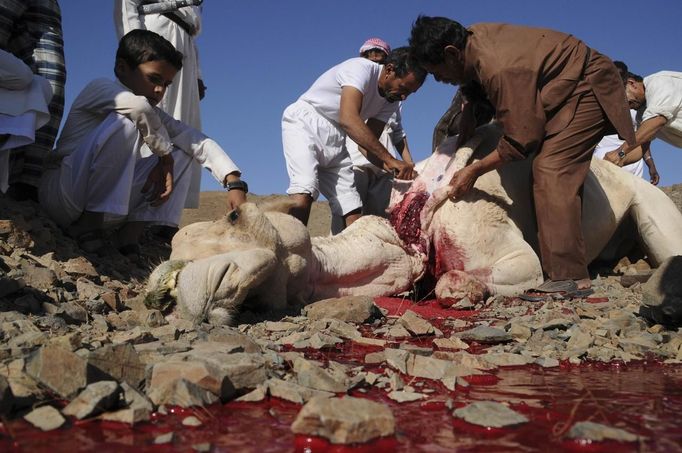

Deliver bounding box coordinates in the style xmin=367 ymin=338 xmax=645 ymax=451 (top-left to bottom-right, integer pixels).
xmin=629 ymin=180 xmax=682 ymax=266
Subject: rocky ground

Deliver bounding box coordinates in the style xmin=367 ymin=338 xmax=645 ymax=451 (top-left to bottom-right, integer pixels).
xmin=0 ymin=186 xmax=681 ymax=449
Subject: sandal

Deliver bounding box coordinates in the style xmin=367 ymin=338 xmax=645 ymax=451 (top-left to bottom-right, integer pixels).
xmin=519 ymin=280 xmax=594 ymax=302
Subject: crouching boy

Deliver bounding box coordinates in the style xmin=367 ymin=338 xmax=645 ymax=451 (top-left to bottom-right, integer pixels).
xmin=40 ymin=30 xmax=247 ymax=255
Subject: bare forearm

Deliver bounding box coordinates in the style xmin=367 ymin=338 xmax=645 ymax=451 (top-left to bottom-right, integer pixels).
xmin=470 ymin=148 xmax=505 ymax=176
xmin=395 ymin=138 xmax=414 ymax=164
xmin=341 ymin=117 xmax=394 ymax=165
xmin=625 ymin=116 xmax=667 ymax=152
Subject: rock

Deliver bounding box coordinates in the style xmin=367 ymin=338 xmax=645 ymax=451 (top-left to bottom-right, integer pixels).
xmin=62 ymin=257 xmax=98 ymax=277
xmin=21 ymin=265 xmax=56 ymax=291
xmin=147 ymin=378 xmax=219 ymax=408
xmin=267 ymin=378 xmax=334 ymax=404
xmin=303 ymin=296 xmax=382 ymax=323
xmin=111 ymin=327 xmax=155 ymax=345
xmin=293 ymin=357 xmax=348 ymax=393
xmin=100 ymin=383 xmax=153 ymax=425
xmin=76 ymin=278 xmax=107 ymax=301
xmin=236 ymin=386 xmax=267 ymax=402
xmin=457 ymin=325 xmax=511 ymax=343
xmin=24 ymin=405 xmax=66 ymax=431
xmin=640 ymin=256 xmax=682 ymax=327
xmin=384 ymin=348 xmax=410 ymax=374
xmin=387 ymin=390 xmax=426 ymax=403
xmin=154 ymin=432 xmax=174 ymax=444
xmin=207 ymin=326 xmax=261 ymax=352
xmin=453 ymin=401 xmax=529 ymax=428
xmin=25 ymin=344 xmax=88 ymax=399
xmin=433 ymin=337 xmax=469 ymax=350
xmin=176 ymin=347 xmax=269 ymax=391
xmin=63 ymin=381 xmax=121 ymax=419
xmin=87 ymin=343 xmax=146 ymax=387
xmin=567 ymin=421 xmax=639 ymax=442
xmin=482 ymin=353 xmax=534 ymax=367
xmin=148 ymin=360 xmax=236 ymax=401
xmin=291 ymin=396 xmax=395 ymax=444
xmin=182 ymin=415 xmax=203 ymax=427
xmin=352 ymin=336 xmax=387 ymax=347
xmin=620 ymin=272 xmax=653 ymax=288
xmin=55 ymin=302 xmax=88 ymax=325
xmin=385 ymin=324 xmax=412 ymax=339
xmin=150 ymin=325 xmax=179 ymax=342
xmin=535 ymin=357 xmax=560 ymax=368
xmin=397 ymin=310 xmax=436 ymax=336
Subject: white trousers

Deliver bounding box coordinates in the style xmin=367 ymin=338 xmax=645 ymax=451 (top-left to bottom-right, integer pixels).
xmin=40 ymin=113 xmax=193 ymax=229
xmin=330 ymin=166 xmax=394 ymax=234
xmin=281 ymin=100 xmax=361 ymax=217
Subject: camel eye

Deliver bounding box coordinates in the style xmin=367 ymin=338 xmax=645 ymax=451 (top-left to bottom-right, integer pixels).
xmin=228 ymin=210 xmax=240 ymax=223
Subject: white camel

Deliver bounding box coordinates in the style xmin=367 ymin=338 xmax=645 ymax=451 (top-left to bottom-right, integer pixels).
xmin=145 ymin=124 xmax=682 ymax=325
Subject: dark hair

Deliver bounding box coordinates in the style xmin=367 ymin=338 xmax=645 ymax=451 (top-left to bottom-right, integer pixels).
xmin=116 ymin=29 xmax=183 ymax=71
xmin=385 ymin=46 xmax=428 ymax=83
xmin=613 ymin=60 xmax=629 ymax=82
xmin=409 ymin=15 xmax=471 ymax=66
xmin=627 ymin=72 xmax=643 ymax=82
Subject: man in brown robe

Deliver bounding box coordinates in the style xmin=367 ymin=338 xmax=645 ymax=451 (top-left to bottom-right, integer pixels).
xmin=409 ymin=16 xmax=634 ymax=296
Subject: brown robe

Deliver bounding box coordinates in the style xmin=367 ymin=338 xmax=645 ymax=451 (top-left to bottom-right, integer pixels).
xmin=462 ymin=23 xmax=635 ymax=281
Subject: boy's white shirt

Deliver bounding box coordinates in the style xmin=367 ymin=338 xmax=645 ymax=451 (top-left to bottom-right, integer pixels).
xmin=53 ymin=78 xmax=239 ymax=185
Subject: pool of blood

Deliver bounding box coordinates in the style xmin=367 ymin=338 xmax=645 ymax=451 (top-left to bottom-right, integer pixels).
xmin=3 ymin=298 xmax=681 ymax=452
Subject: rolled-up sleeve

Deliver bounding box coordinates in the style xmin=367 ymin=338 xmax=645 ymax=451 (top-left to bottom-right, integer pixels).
xmin=483 ymin=68 xmax=546 ymax=161
xmin=642 ymin=76 xmax=682 ymax=124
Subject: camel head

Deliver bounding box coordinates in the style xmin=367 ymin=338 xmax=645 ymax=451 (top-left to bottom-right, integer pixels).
xmin=145 ymin=201 xmax=314 ymax=325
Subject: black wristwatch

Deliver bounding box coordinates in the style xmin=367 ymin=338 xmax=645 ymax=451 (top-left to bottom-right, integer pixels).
xmin=226 ymin=180 xmax=248 ymax=193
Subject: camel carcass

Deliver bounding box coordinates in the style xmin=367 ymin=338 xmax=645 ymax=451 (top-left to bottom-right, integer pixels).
xmin=145 ymin=124 xmax=682 ymax=324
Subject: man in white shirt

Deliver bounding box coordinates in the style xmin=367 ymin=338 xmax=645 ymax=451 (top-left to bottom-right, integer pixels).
xmin=606 ymin=70 xmax=682 ymax=171
xmin=282 ymin=47 xmax=426 ymax=229
xmin=40 ymin=30 xmax=246 ymax=256
xmin=331 ymin=45 xmax=417 ymax=234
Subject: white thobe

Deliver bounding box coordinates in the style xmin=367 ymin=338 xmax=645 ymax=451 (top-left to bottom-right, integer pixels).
xmin=0 ymin=50 xmax=52 ymax=192
xmin=114 ymin=0 xmax=204 ymax=207
xmin=40 ymin=78 xmax=238 ymax=227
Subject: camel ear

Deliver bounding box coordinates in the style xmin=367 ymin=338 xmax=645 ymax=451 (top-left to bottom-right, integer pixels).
xmin=175 ymin=249 xmax=278 ymax=325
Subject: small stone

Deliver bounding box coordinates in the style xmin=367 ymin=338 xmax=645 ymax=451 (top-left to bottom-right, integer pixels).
xmin=433 ymin=337 xmax=469 ymax=350
xmin=182 ymin=415 xmax=203 ymax=427
xmin=63 ymin=381 xmax=121 ymax=419
xmin=291 ymin=396 xmax=395 ymax=444
xmin=567 ymin=421 xmax=639 ymax=443
xmin=303 ymin=296 xmax=382 ymax=323
xmin=457 ymin=325 xmax=511 ymax=343
xmin=236 ymin=386 xmax=267 ymax=402
xmin=453 ymin=401 xmax=528 ymax=428
xmin=387 ymin=390 xmax=426 ymax=403
xmin=397 ymin=310 xmax=435 ymax=336
xmin=293 ymin=357 xmax=348 ymax=393
xmin=24 ymin=405 xmax=66 ymax=431
xmin=154 ymin=432 xmax=174 ymax=444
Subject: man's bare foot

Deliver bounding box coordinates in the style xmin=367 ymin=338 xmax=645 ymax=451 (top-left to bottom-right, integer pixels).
xmin=575 ymin=278 xmax=591 ymax=290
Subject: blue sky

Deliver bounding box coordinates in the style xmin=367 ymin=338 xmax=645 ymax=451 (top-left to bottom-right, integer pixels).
xmin=60 ymin=0 xmax=682 ymax=194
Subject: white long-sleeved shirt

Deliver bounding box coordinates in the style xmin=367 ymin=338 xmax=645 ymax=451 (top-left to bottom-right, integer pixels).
xmin=53 ymin=78 xmax=239 ymax=185
xmin=642 ymin=71 xmax=682 ymax=148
